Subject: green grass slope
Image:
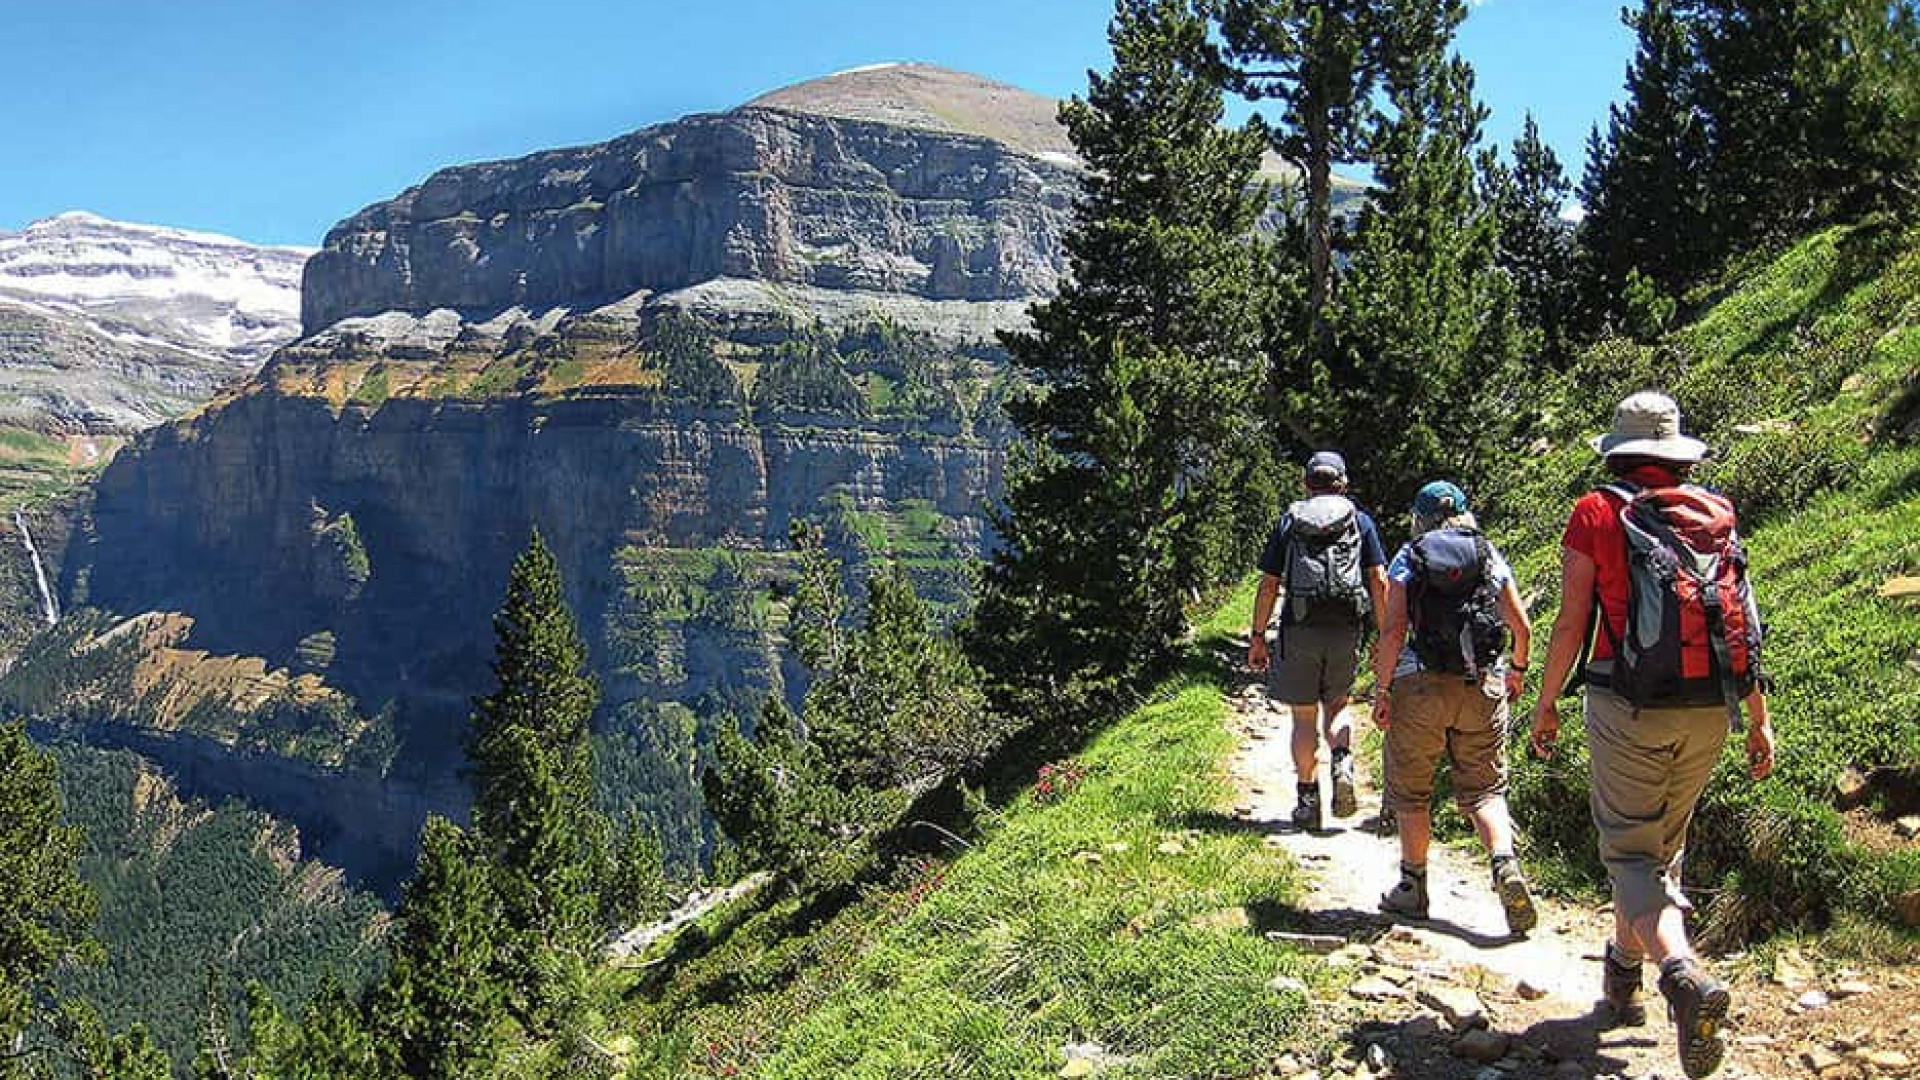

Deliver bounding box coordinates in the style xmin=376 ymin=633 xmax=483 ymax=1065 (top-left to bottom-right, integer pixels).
xmin=1489 ymin=219 xmax=1920 ymax=949
xmin=612 ymin=592 xmax=1334 ymax=1079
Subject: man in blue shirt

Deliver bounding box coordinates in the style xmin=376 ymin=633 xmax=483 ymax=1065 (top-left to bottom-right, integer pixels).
xmin=1248 ymin=451 xmax=1388 ymax=830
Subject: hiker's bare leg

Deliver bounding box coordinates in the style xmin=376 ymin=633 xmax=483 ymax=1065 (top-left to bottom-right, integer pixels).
xmin=1614 ymin=909 xmax=1648 ymax=958
xmin=1323 ymin=697 xmax=1353 ymax=754
xmin=1466 ymin=797 xmax=1516 ymax=857
xmin=1396 ymin=807 xmax=1432 ymax=866
xmin=1632 ymin=906 xmax=1693 ymax=965
xmin=1289 ymin=704 xmax=1322 ymax=784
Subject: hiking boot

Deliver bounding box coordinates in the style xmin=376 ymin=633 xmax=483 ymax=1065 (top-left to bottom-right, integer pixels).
xmin=1330 ymin=753 xmax=1357 ymax=818
xmin=1658 ymin=958 xmax=1731 ymax=1079
xmin=1602 ymin=941 xmax=1648 ymax=1027
xmin=1379 ymin=867 xmax=1429 ymax=919
xmin=1291 ymin=785 xmax=1322 ymax=831
xmin=1491 ymin=855 xmax=1538 ymax=936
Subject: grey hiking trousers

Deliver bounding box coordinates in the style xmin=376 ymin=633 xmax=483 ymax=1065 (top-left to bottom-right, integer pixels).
xmin=1584 ymin=688 xmax=1730 ymax=926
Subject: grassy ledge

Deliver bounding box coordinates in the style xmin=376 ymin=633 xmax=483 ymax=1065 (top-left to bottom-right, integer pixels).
xmin=618 ymin=587 xmax=1330 ymax=1079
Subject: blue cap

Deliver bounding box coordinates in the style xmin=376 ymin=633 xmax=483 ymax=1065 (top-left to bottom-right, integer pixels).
xmin=1305 ymin=451 xmax=1347 ymax=482
xmin=1413 ymin=480 xmax=1468 ymax=517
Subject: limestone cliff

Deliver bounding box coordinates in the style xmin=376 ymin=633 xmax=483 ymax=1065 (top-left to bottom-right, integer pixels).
xmin=20 ymin=67 xmax=1071 ymax=890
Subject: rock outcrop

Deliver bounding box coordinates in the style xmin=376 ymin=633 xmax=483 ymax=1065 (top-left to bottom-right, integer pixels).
xmin=301 ymin=67 xmax=1078 ymax=332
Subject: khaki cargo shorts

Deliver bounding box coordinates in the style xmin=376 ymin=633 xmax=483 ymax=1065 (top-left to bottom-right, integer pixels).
xmin=1584 ymin=689 xmax=1729 ymax=926
xmin=1268 ymin=620 xmax=1365 ymax=708
xmin=1382 ymin=671 xmax=1510 ymax=815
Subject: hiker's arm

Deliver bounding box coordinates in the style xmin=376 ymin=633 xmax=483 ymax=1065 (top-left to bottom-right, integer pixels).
xmin=1530 ymin=547 xmax=1597 ymax=756
xmin=1745 ymin=686 xmax=1774 ymax=779
xmin=1365 ymin=565 xmax=1388 ymax=631
xmin=1248 ymin=573 xmax=1282 ymax=671
xmin=1371 ymin=579 xmax=1408 ymax=727
xmin=1497 ymin=578 xmax=1532 ymax=702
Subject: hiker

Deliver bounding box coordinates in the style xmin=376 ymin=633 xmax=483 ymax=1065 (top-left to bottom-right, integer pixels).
xmin=1529 ymin=392 xmax=1775 ymax=1080
xmin=1370 ymin=481 xmax=1537 ymax=936
xmin=1247 ymin=451 xmax=1388 ymax=831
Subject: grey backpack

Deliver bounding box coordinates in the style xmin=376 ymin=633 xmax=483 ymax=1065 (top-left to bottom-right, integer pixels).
xmin=1283 ymin=494 xmax=1368 ymax=625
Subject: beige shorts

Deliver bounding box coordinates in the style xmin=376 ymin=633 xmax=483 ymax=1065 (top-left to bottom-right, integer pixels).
xmin=1383 ymin=672 xmax=1510 ymax=815
xmin=1584 ymin=689 xmax=1729 ymax=926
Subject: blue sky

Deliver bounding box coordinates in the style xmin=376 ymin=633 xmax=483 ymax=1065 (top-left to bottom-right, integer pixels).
xmin=2 ymin=0 xmax=1632 ymax=248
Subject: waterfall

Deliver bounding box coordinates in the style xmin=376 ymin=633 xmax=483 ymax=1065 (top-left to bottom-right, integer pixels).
xmin=13 ymin=510 xmax=59 ymax=626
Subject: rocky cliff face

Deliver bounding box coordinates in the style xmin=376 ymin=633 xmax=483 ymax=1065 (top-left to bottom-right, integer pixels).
xmin=301 ymin=84 xmax=1075 ymax=332
xmin=21 ymin=67 xmax=1069 ymax=891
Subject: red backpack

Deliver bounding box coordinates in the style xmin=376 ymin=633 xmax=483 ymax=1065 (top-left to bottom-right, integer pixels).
xmin=1591 ymin=482 xmax=1767 ymax=727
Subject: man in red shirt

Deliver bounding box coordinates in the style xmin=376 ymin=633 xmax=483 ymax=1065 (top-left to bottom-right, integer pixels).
xmin=1530 ymin=392 xmax=1776 ymax=1080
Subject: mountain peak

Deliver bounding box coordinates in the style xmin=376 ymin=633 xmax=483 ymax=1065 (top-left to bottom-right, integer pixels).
xmin=743 ymin=63 xmax=1076 ymax=162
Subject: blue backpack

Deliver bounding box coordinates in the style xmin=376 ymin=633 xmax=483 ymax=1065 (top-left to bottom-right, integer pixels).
xmin=1407 ymin=527 xmax=1506 ymax=678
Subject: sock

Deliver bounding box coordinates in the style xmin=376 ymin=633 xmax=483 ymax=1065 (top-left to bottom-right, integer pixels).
xmin=1491 ymin=852 xmax=1517 ymax=870
xmin=1660 ymin=956 xmax=1695 ymax=980
xmin=1331 ymin=745 xmax=1352 ymax=764
xmin=1607 ymin=940 xmax=1646 ymax=966
xmin=1298 ymin=782 xmax=1319 ymax=797
xmin=1400 ymin=862 xmax=1427 ymax=880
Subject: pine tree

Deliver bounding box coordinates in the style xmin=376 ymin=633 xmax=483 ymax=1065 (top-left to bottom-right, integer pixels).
xmin=972 ymin=0 xmax=1275 ymax=712
xmin=278 ymin=975 xmax=385 ymax=1080
xmin=53 ymin=1003 xmax=172 ymax=1080
xmin=1212 ymin=0 xmax=1404 ymax=361
xmin=1685 ymin=0 xmax=1920 ymax=248
xmin=1485 ymin=114 xmax=1579 ymax=366
xmin=0 ymin=720 xmax=96 ymax=1054
xmin=1319 ymin=4 xmax=1527 ymax=509
xmin=377 ymin=818 xmax=505 ymax=1080
xmin=599 ymin=815 xmax=671 ymax=931
xmin=466 ymin=530 xmax=606 ymax=1025
xmin=805 ymin=561 xmax=999 ymax=791
xmin=1577 ymin=0 xmax=1716 ymax=310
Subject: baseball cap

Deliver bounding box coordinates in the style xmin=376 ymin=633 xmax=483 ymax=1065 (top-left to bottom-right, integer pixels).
xmin=1305 ymin=451 xmax=1347 ymax=484
xmin=1412 ymin=480 xmax=1469 ymax=518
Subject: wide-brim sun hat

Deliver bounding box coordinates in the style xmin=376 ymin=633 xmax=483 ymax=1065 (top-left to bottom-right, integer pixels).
xmin=1591 ymin=391 xmax=1710 ymax=463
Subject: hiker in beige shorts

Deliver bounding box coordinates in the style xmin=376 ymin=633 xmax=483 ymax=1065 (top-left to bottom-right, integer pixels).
xmin=1530 ymin=393 xmax=1776 ymax=1080
xmin=1370 ymin=481 xmax=1537 ymax=936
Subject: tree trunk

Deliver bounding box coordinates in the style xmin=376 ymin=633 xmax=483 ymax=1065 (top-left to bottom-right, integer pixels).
xmin=1306 ymin=109 xmax=1334 ymax=361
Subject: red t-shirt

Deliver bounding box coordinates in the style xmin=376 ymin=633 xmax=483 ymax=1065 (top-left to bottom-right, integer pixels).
xmin=1560 ymin=464 xmax=1682 ymax=662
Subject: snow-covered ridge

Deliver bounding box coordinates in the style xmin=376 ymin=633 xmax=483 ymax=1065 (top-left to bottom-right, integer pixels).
xmin=0 ymin=211 xmax=312 ymax=431
xmin=0 ymin=211 xmax=309 ymax=363
xmin=0 ymin=211 xmax=311 ymax=318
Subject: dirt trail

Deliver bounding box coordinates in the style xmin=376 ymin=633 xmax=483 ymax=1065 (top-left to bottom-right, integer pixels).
xmin=1221 ymin=671 xmax=1916 ymax=1080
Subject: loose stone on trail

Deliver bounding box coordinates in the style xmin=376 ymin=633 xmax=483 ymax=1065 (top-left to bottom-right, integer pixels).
xmin=1452 ymin=1029 xmax=1510 ymax=1063
xmin=1419 ymin=983 xmax=1489 ymax=1030
xmin=1265 ymin=930 xmax=1347 ymax=954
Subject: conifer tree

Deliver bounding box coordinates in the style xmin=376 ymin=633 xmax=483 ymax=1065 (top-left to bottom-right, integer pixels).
xmin=1211 ymin=0 xmax=1406 ymax=360
xmin=0 ymin=720 xmax=96 ymax=1056
xmin=1684 ymin=0 xmax=1919 ymax=247
xmin=55 ymin=1003 xmax=172 ymax=1080
xmin=1577 ymin=0 xmax=1716 ymax=309
xmin=1318 ymin=4 xmax=1527 ymax=509
xmin=1486 ymin=114 xmax=1578 ymax=366
xmin=377 ymin=817 xmax=505 ymax=1080
xmin=972 ymin=0 xmax=1275 ymax=711
xmin=805 ymin=562 xmax=999 ymax=791
xmin=466 ymin=530 xmax=606 ymax=1024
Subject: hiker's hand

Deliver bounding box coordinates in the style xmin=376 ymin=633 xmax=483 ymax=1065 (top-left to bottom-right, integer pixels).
xmin=1371 ymin=687 xmax=1391 ymax=729
xmin=1248 ymin=636 xmax=1270 ymax=673
xmin=1503 ymin=668 xmax=1525 ymax=703
xmin=1530 ymin=704 xmax=1560 ymax=760
xmin=1746 ymin=719 xmax=1776 ymax=780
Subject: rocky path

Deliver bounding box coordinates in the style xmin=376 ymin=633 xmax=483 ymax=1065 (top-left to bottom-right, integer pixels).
xmin=1221 ymin=675 xmax=1915 ymax=1080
